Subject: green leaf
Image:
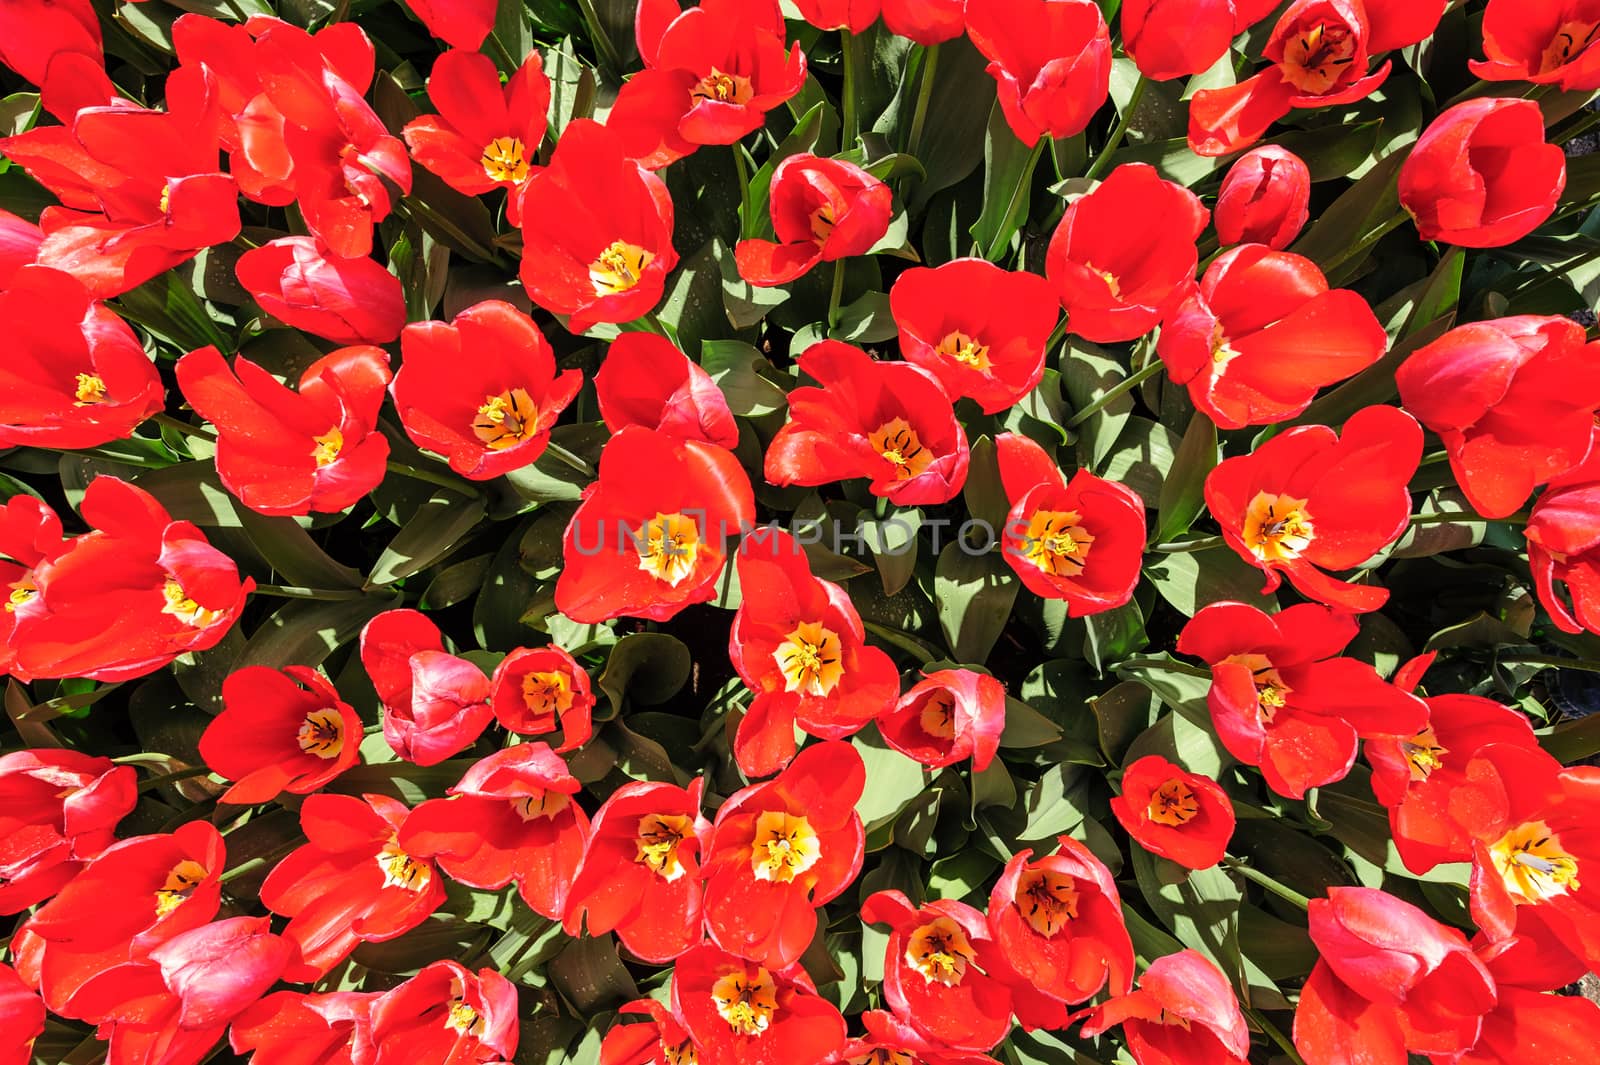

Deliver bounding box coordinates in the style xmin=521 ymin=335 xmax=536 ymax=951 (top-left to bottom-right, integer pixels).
xmin=236 ymin=595 xmax=397 ymax=673
xmin=596 ymin=633 xmax=691 ymax=718
xmin=968 ymin=102 xmax=1037 ymax=258
xmin=548 ymin=935 xmax=639 ymax=1015
xmin=1155 ymin=415 xmax=1218 ymax=543
xmin=1143 ymin=549 xmax=1277 ymax=618
xmin=934 ymin=541 xmax=1019 ymax=664
xmin=368 ymin=489 xmax=486 ymax=587
xmin=998 ymin=696 xmax=1064 ymax=748
xmin=857 ymin=508 xmax=921 ymax=596
xmin=701 ymin=340 xmax=789 ymax=417
xmin=853 ymin=724 xmax=931 ymax=830
xmin=1130 ymin=847 xmax=1243 ymax=985
xmin=829 ymin=290 xmax=899 ymax=344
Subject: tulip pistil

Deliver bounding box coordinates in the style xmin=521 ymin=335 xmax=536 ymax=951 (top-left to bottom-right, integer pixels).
xmin=445 ymin=990 xmax=485 ymax=1037
xmin=633 ymin=512 xmax=701 ymax=586
xmin=711 ymin=967 xmax=778 ymax=1036
xmin=522 ymin=669 xmax=575 ymax=719
xmin=474 ymin=388 xmax=542 ymax=450
xmin=905 ymin=916 xmax=978 ymax=986
xmin=312 ymin=427 xmax=344 ymax=467
xmin=936 ymin=330 xmax=993 ymax=371
xmin=154 ymin=859 xmax=208 ymax=918
xmin=635 ymin=812 xmax=694 ymax=881
xmin=1020 ymin=509 xmax=1095 ymax=577
xmin=1281 ymin=21 xmax=1358 ymax=94
xmin=5 ymin=574 xmax=37 ymax=614
xmin=481 ymin=136 xmax=530 ymax=184
xmin=589 ymin=241 xmax=654 ymax=296
xmin=376 ymin=840 xmax=432 ymax=892
xmin=774 ymin=620 xmax=845 ymax=696
xmin=749 ymin=809 xmax=821 ymax=883
xmin=161 ymin=579 xmax=222 ymax=628
xmin=1402 ymin=726 xmax=1449 ymax=782
xmin=1243 ymin=490 xmax=1314 ymax=563
xmin=1209 ymin=323 xmax=1242 ymax=374
xmin=296 ymin=708 xmax=345 ymax=759
xmin=690 ymin=68 xmax=754 ymax=106
xmin=73 ymin=373 xmax=109 ymax=406
xmin=1223 ymin=652 xmax=1292 ymax=723
xmin=1491 ymin=820 xmax=1580 ymax=903
xmin=869 ymin=418 xmax=934 ymax=480
xmin=1147 ymin=778 xmax=1200 ymax=826
xmin=1016 ymin=867 xmax=1080 ymax=937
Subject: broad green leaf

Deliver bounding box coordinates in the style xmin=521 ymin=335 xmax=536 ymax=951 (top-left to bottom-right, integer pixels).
xmin=368 ymin=489 xmax=486 ymax=587
xmin=934 ymin=541 xmax=1019 ymax=664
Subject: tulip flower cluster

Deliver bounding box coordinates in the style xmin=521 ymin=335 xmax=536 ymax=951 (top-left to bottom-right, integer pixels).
xmin=5 ymin=1 xmax=1600 ymax=1065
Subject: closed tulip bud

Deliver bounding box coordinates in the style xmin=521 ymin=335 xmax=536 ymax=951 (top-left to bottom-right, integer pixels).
xmin=236 ymin=237 xmax=406 ymax=345
xmin=1214 ymin=145 xmax=1311 ymax=249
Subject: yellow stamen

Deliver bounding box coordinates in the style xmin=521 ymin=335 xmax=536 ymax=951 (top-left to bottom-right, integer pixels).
xmin=1280 ymin=20 xmax=1358 ymax=94
xmin=1020 ymin=509 xmax=1095 ymax=578
xmin=635 ymin=813 xmax=694 ymax=882
xmin=1210 ymin=322 xmax=1241 ymax=374
xmin=1242 ymin=490 xmax=1314 ymax=563
xmin=511 ymin=790 xmax=570 ymax=821
xmin=936 ymin=330 xmax=992 ymax=371
xmin=1016 ymin=867 xmax=1079 ymax=937
xmin=296 ymin=708 xmax=344 ymax=759
xmin=481 ymin=136 xmax=529 ymax=183
xmin=521 ymin=670 xmax=575 ymax=719
xmin=74 ymin=373 xmax=108 ymax=406
xmin=1402 ymin=726 xmax=1448 ymax=783
xmin=773 ymin=621 xmax=844 ymax=696
xmin=633 ymin=512 xmax=701 ymax=587
xmin=589 ymin=241 xmax=654 ymax=296
xmin=473 ymin=388 xmax=541 ymax=451
xmin=711 ymin=967 xmax=778 ymax=1036
xmin=311 ymin=427 xmax=343 ymax=467
xmin=161 ymin=579 xmax=222 ymax=629
xmin=445 ymin=976 xmax=486 ymax=1036
xmin=1490 ymin=821 xmax=1580 ymax=903
xmin=154 ymin=859 xmax=208 ymax=918
xmin=749 ymin=810 xmax=820 ymax=883
xmin=919 ymin=691 xmax=957 ymax=739
xmin=868 ymin=418 xmax=934 ymax=481
xmin=1146 ymin=779 xmax=1200 ymax=826
xmin=375 ymin=841 xmax=432 ymax=892
xmin=1085 ymin=263 xmax=1122 ymax=299
xmin=1222 ymin=652 xmax=1292 ymax=723
xmin=904 ymin=916 xmax=978 ymax=986
xmin=690 ymin=68 xmax=754 ymax=106
xmin=662 ymin=1040 xmax=699 ymax=1065
xmin=158 ymin=183 xmax=171 ymax=215
xmin=5 ymin=573 xmax=37 ymax=614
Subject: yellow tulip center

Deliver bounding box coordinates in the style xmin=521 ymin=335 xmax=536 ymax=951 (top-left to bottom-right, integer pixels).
xmin=589 ymin=241 xmax=654 ymax=296
xmin=749 ymin=810 xmax=820 ymax=883
xmin=161 ymin=579 xmax=222 ymax=629
xmin=522 ymin=669 xmax=575 ymax=718
xmin=1281 ymin=20 xmax=1359 ymax=94
xmin=1243 ymin=490 xmax=1315 ymax=564
xmin=635 ymin=812 xmax=694 ymax=882
xmin=712 ymin=967 xmax=778 ymax=1036
xmin=511 ymin=790 xmax=570 ymax=822
xmin=1402 ymin=726 xmax=1449 ymax=782
xmin=154 ymin=859 xmax=208 ymax=918
xmin=473 ymin=388 xmax=541 ymax=450
xmin=633 ymin=512 xmax=700 ymax=587
xmin=937 ymin=330 xmax=992 ymax=371
xmin=869 ymin=418 xmax=933 ymax=481
xmin=919 ymin=690 xmax=957 ymax=739
xmin=774 ymin=620 xmax=844 ymax=696
xmin=1222 ymin=652 xmax=1292 ymax=723
xmin=690 ymin=68 xmax=754 ymax=106
xmin=1146 ymin=778 xmax=1200 ymax=826
xmin=905 ymin=916 xmax=978 ymax=986
xmin=1020 ymin=509 xmax=1095 ymax=578
xmin=312 ymin=427 xmax=343 ymax=467
xmin=1016 ymin=867 xmax=1080 ymax=937
xmin=5 ymin=573 xmax=37 ymax=614
xmin=1541 ymin=21 xmax=1600 ymax=72
xmin=481 ymin=136 xmax=529 ymax=183
xmin=74 ymin=373 xmax=108 ymax=406
xmin=1490 ymin=821 xmax=1581 ymax=903
xmin=375 ymin=840 xmax=432 ymax=892
xmin=296 ymin=708 xmax=345 ymax=759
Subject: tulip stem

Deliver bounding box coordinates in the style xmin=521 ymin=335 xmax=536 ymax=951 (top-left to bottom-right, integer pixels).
xmin=486 ymin=32 xmax=520 ymax=74
xmin=905 ymin=43 xmax=940 ymax=164
xmin=1320 ymin=211 xmax=1411 ymax=275
xmin=137 ymin=766 xmax=214 ymax=793
xmin=1223 ymin=856 xmax=1312 ymax=910
xmin=1407 ymin=511 xmax=1529 ymax=525
xmin=1084 ymin=74 xmax=1148 ymax=183
xmin=254 ymin=584 xmax=370 ymax=601
xmin=575 ymin=0 xmax=623 ymax=77
xmin=151 ymin=413 xmax=216 ymax=441
xmin=840 ymin=31 xmax=861 ymax=150
xmin=1150 ymin=535 xmax=1225 ymax=554
xmin=1246 ymin=1006 xmax=1308 ymax=1065
xmin=385 ymin=460 xmax=481 ymax=497
xmin=1500 ymin=655 xmax=1600 ymax=674
xmin=984 ymin=136 xmax=1046 ymax=261
xmin=827 ymin=258 xmax=848 ymax=330
xmin=543 ymin=442 xmax=595 ymax=479
xmin=1065 ymin=360 xmax=1164 ymax=428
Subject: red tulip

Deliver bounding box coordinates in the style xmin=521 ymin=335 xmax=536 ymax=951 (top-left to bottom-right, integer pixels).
xmin=1294 ymin=888 xmax=1496 ymax=1064
xmin=861 ymin=891 xmax=1015 ymax=1051
xmin=0 ymin=0 xmax=99 ymax=86
xmin=401 ymin=744 xmax=590 ymax=920
xmin=360 ymin=609 xmax=494 ymax=766
xmin=595 ymin=333 xmax=739 ymax=448
xmin=792 ymin=0 xmax=880 ymax=31
xmin=556 ymin=427 xmax=755 ymax=623
xmin=1398 ymin=316 xmax=1600 ymax=518
xmin=766 ymin=341 xmax=969 ymax=505
xmin=985 ymin=836 xmax=1135 ymax=1006
xmin=393 ymin=300 xmax=582 ymax=480
xmin=403 ymin=0 xmax=496 ymax=49
xmin=1178 ymin=601 xmax=1427 ymax=798
xmin=671 ymin=944 xmax=847 ymax=1065
xmin=1080 ymin=950 xmax=1250 ymax=1065
xmin=1204 ymin=404 xmax=1422 ymax=612
xmin=1472 ymin=0 xmax=1600 ymax=91
xmin=235 ymin=236 xmax=406 ymax=345
xmin=565 ymin=778 xmax=712 ymax=963
xmin=1528 ymin=480 xmax=1600 ymax=634
xmin=882 ymin=0 xmax=965 ymax=43
xmin=1044 ymin=163 xmax=1208 ymax=342
xmin=1213 ymin=145 xmax=1312 ymax=249
xmin=703 ymin=741 xmax=865 ymax=969
xmin=488 ymin=645 xmax=594 ymax=749
xmin=13 ymin=477 xmax=252 ymax=683
xmin=198 ymin=666 xmax=362 ymax=805
xmin=404 ymin=49 xmax=551 ymax=223
xmin=728 ymin=527 xmax=900 ymax=777
xmin=1399 ymin=98 xmax=1565 ymax=248
xmin=0 ymin=964 xmax=44 ymax=1065
xmin=230 ymin=990 xmax=376 ymax=1065
xmin=366 ymin=961 xmax=519 ymax=1065
xmin=1123 ymin=0 xmax=1279 ymax=80
xmin=1366 ymin=655 xmax=1548 ymax=875
xmin=0 ymin=750 xmax=135 ymax=914
xmin=518 ymin=119 xmax=678 ymax=332
xmin=1110 ymin=755 xmax=1234 ymax=870
xmin=0 ymin=208 xmax=45 ymax=287
xmin=0 ymin=496 xmax=63 ymax=682
xmin=735 ymin=155 xmax=893 ymax=286
xmin=176 ymin=344 xmax=393 ymax=516
xmin=965 ymin=0 xmax=1112 ymax=146
xmin=0 ymin=266 xmax=162 ymax=449
xmin=890 ymin=258 xmax=1060 ymax=414
xmin=1446 ymin=981 xmax=1600 ymax=1065
xmin=1158 ymin=244 xmax=1388 ymax=429
xmin=831 ymin=1010 xmax=1003 ymax=1065
xmin=260 ymin=793 xmax=446 ymax=982
xmin=1189 ymin=0 xmax=1445 ymax=156
xmin=612 ymin=0 xmax=807 ymax=168
xmin=599 ymin=998 xmax=701 ymax=1065
xmin=18 ymin=821 xmax=224 ymax=1016
xmin=878 ymin=669 xmax=1006 ymax=773
xmin=994 ymin=432 xmax=1147 ymax=615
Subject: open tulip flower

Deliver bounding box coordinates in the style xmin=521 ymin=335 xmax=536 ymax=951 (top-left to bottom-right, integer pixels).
xmin=8 ymin=1 xmax=1600 ymax=1062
